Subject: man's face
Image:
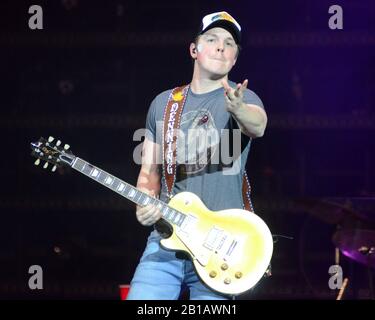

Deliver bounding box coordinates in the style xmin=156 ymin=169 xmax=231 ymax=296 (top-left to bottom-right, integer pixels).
xmin=192 ymin=27 xmax=238 ymax=78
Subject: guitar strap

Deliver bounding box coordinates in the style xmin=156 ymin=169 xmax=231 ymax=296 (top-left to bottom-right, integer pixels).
xmin=162 ymin=85 xmax=189 ymax=200
xmin=162 ymin=84 xmax=254 ymax=212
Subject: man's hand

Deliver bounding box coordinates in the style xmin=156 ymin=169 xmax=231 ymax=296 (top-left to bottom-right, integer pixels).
xmin=221 ymin=78 xmax=267 ymax=138
xmin=136 ymin=204 xmax=163 ymax=227
xmin=221 ymin=78 xmax=248 ymax=115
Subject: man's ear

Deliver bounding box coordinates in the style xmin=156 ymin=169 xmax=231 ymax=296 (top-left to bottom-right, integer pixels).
xmin=190 ymin=43 xmax=197 ymax=59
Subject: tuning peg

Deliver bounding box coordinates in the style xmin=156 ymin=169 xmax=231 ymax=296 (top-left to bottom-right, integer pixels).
xmin=43 ymin=162 xmax=48 ymax=169
xmin=48 ymin=136 xmax=54 ymax=143
xmin=34 ymin=159 xmax=40 ymax=166
xmin=56 ymin=140 xmax=62 ymax=147
xmin=64 ymin=144 xmax=70 ymax=150
xmin=52 ymin=165 xmax=57 ymax=172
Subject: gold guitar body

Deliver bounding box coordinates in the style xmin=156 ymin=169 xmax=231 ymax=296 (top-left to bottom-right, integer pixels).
xmin=160 ymin=192 xmax=273 ymax=296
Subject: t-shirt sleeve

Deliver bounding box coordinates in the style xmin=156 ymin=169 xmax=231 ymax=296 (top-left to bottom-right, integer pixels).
xmin=145 ymin=91 xmax=169 ymax=145
xmin=145 ymin=98 xmax=158 ymax=143
xmin=243 ymin=88 xmax=265 ymax=110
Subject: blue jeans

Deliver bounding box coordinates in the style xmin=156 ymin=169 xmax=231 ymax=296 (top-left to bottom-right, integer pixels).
xmin=127 ymin=230 xmax=231 ymax=300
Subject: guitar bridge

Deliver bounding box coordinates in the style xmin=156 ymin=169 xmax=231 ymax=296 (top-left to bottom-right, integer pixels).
xmin=225 ymin=239 xmax=238 ymax=258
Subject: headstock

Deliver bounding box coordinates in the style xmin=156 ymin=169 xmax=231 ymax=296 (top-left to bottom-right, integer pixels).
xmin=30 ymin=136 xmax=75 ymax=172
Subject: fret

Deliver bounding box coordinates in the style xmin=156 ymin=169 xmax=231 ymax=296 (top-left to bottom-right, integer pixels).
xmin=142 ymin=196 xmax=151 ymax=206
xmin=97 ymin=171 xmax=106 ymax=183
xmin=119 ymin=183 xmax=127 ymax=196
xmin=82 ymin=162 xmax=93 ymax=176
xmin=138 ymin=193 xmax=144 ymax=205
xmin=150 ymin=198 xmax=158 ymax=207
xmin=156 ymin=202 xmax=163 ymax=212
xmin=162 ymin=206 xmax=169 ymax=218
xmin=117 ymin=182 xmax=125 ymax=192
xmin=178 ymin=214 xmax=185 ymax=226
xmin=72 ymin=158 xmax=85 ymax=171
xmin=85 ymin=165 xmax=94 ymax=176
xmin=111 ymin=178 xmax=120 ymax=191
xmin=173 ymin=212 xmax=181 ymax=224
xmin=135 ymin=191 xmax=144 ymax=204
xmin=90 ymin=167 xmax=100 ymax=178
xmin=122 ymin=183 xmax=131 ymax=196
xmin=175 ymin=216 xmax=181 ymax=226
xmin=69 ymin=157 xmax=190 ymax=228
xmin=104 ymin=175 xmax=114 ymax=185
xmin=127 ymin=188 xmax=136 ymax=199
xmin=169 ymin=210 xmax=175 ymax=221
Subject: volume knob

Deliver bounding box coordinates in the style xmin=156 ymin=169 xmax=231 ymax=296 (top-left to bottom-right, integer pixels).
xmin=209 ymin=271 xmax=217 ymax=278
xmin=221 ymin=263 xmax=228 ymax=271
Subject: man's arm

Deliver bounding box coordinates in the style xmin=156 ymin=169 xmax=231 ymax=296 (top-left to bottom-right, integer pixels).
xmin=230 ymin=102 xmax=267 ymax=138
xmin=222 ymin=79 xmax=267 ymax=138
xmin=136 ymin=137 xmax=161 ymax=196
xmin=135 ymin=137 xmax=163 ymax=226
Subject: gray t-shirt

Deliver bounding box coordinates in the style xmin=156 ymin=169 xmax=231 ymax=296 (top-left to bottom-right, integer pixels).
xmin=145 ymin=81 xmax=264 ymax=211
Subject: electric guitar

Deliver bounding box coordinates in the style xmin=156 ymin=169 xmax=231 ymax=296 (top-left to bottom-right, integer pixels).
xmin=30 ymin=136 xmax=273 ymax=296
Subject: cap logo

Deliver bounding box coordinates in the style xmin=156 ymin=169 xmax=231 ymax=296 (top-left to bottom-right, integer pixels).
xmin=211 ymin=12 xmax=235 ymax=24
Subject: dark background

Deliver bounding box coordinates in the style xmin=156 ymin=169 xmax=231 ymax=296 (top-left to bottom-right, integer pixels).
xmin=1 ymin=0 xmax=374 ymax=299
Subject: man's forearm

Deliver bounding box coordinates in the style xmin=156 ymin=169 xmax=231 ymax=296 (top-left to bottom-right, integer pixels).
xmin=231 ymin=103 xmax=267 ymax=138
xmin=136 ymin=167 xmax=161 ymax=198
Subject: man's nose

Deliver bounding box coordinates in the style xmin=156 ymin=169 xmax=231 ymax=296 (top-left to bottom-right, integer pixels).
xmin=216 ymin=41 xmax=224 ymax=52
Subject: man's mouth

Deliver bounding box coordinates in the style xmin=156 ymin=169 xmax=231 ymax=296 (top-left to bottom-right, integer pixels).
xmin=210 ymin=57 xmax=226 ymax=62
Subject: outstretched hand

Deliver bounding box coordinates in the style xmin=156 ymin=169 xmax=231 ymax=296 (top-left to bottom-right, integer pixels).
xmin=221 ymin=78 xmax=248 ymax=114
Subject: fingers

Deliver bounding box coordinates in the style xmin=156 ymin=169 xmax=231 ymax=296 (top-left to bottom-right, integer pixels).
xmin=222 ymin=80 xmax=235 ymax=101
xmin=221 ymin=78 xmax=231 ymax=91
xmin=222 ymin=79 xmax=248 ymax=101
xmin=242 ymin=79 xmax=248 ymax=90
xmin=136 ymin=204 xmax=162 ymax=226
xmin=234 ymin=83 xmax=241 ymax=97
xmin=234 ymin=79 xmax=248 ymax=97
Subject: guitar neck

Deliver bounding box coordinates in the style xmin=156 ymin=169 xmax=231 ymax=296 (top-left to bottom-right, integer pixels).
xmin=71 ymin=157 xmax=187 ymax=227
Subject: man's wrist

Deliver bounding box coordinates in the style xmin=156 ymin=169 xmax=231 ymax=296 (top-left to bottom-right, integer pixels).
xmin=229 ymin=102 xmax=247 ymax=119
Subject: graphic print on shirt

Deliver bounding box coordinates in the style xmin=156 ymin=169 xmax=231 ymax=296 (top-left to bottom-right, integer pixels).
xmin=175 ymin=110 xmax=218 ymax=175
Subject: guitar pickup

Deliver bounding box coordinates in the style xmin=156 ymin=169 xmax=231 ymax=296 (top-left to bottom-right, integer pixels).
xmin=216 ymin=234 xmax=228 ymax=253
xmin=203 ymin=227 xmax=224 ymax=250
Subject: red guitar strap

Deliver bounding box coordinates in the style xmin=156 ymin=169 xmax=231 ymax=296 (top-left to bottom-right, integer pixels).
xmin=162 ymin=85 xmax=190 ymax=199
xmin=162 ymin=85 xmax=254 ymax=212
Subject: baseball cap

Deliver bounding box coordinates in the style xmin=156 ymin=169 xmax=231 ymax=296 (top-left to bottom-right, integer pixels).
xmin=198 ymin=11 xmax=241 ymax=44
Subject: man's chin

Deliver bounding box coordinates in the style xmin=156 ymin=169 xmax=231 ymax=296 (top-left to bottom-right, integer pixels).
xmin=199 ymin=65 xmax=231 ymax=80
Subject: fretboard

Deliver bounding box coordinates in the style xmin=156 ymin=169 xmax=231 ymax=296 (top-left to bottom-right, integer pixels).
xmin=71 ymin=157 xmax=186 ymax=227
